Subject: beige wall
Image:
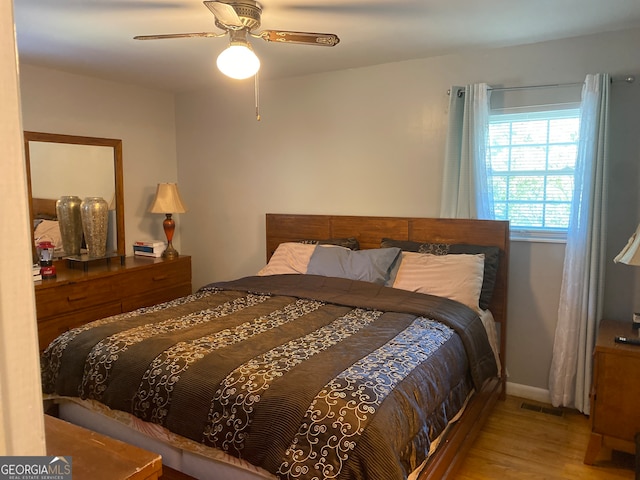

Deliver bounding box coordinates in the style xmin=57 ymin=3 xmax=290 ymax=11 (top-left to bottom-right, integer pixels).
xmin=176 ymin=27 xmax=640 ymax=399
xmin=19 ymin=65 xmax=182 ymax=254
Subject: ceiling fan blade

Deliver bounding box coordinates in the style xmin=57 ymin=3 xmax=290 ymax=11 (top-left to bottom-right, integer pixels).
xmin=260 ymin=30 xmax=340 ymax=47
xmin=134 ymin=32 xmax=225 ymax=40
xmin=203 ymin=0 xmax=243 ymax=27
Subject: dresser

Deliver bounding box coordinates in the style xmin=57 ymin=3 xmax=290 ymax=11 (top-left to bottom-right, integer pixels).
xmin=35 ymin=255 xmax=192 ymax=351
xmin=584 ymin=318 xmax=640 ymax=464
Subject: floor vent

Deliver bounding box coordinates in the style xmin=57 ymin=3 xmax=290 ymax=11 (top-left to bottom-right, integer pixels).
xmin=520 ymin=402 xmax=564 ymax=417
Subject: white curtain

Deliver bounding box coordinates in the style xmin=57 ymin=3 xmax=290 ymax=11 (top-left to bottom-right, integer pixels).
xmin=549 ymin=73 xmax=610 ymax=413
xmin=440 ymin=84 xmax=494 ymax=219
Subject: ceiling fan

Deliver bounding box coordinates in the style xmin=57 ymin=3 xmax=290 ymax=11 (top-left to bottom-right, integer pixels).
xmin=134 ymin=0 xmax=340 ymax=80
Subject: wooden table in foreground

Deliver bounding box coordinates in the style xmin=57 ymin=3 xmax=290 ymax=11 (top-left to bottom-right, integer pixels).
xmin=584 ymin=318 xmax=640 ymax=464
xmin=45 ymin=415 xmax=162 ymax=480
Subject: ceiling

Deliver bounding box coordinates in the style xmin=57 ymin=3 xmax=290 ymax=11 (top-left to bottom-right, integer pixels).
xmin=13 ymin=0 xmax=640 ymax=93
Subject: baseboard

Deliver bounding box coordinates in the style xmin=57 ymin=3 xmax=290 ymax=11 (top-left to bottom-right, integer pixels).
xmin=506 ymin=382 xmax=551 ymax=404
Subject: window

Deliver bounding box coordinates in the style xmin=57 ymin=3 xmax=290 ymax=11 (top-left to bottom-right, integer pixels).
xmin=488 ymin=109 xmax=580 ymax=240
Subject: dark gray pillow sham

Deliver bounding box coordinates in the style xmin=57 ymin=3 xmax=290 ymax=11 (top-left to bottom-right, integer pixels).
xmin=380 ymin=238 xmax=499 ymax=310
xmin=298 ymin=237 xmax=360 ymax=250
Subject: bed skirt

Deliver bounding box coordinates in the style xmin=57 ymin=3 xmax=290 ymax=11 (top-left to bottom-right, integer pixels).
xmin=51 ymin=391 xmax=473 ymax=480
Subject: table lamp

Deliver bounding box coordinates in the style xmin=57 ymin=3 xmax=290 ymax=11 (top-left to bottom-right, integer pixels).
xmin=614 ymin=222 xmax=640 ymax=326
xmin=149 ymin=183 xmax=187 ymax=260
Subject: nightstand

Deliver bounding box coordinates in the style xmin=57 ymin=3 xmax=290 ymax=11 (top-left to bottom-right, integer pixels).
xmin=584 ymin=318 xmax=640 ymax=464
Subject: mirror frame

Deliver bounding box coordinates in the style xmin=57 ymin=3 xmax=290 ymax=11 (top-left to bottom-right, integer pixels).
xmin=24 ymin=131 xmax=125 ymax=260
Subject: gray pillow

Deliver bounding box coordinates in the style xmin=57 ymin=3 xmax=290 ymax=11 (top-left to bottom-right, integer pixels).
xmin=307 ymin=246 xmax=401 ymax=285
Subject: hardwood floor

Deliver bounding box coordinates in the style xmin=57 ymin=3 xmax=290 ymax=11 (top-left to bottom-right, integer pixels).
xmin=455 ymin=396 xmax=636 ymax=480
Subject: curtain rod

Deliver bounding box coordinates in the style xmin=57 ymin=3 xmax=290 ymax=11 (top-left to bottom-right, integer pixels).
xmin=490 ymin=81 xmax=583 ymax=93
xmin=448 ymin=75 xmax=636 ymax=97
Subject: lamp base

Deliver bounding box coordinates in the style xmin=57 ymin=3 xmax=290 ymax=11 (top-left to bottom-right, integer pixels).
xmin=161 ymin=214 xmax=179 ymax=260
xmin=162 ymin=241 xmax=179 ymax=260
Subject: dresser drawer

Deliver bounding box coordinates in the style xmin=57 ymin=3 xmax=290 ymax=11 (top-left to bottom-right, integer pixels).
xmin=121 ymin=283 xmax=192 ymax=312
xmin=38 ymin=301 xmax=122 ymax=350
xmin=35 ymin=277 xmax=117 ymax=319
xmin=117 ymin=259 xmax=191 ymax=296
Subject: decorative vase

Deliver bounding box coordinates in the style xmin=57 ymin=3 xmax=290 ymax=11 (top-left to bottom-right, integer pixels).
xmin=56 ymin=195 xmax=83 ymax=256
xmin=81 ymin=196 xmax=109 ymax=258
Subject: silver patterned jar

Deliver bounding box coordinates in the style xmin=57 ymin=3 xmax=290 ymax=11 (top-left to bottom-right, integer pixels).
xmin=80 ymin=196 xmax=109 ymax=258
xmin=56 ymin=195 xmax=83 ymax=256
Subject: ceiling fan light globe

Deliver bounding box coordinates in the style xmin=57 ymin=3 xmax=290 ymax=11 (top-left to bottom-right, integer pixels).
xmin=216 ymin=45 xmax=260 ymax=79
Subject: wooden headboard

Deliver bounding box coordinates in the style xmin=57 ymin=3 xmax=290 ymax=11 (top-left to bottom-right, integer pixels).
xmin=265 ymin=213 xmax=510 ymax=387
xmin=32 ymin=198 xmax=58 ymax=220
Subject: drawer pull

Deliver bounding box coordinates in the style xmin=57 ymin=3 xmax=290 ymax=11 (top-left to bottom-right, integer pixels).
xmin=67 ymin=294 xmax=88 ymax=302
xmin=152 ymin=275 xmax=169 ymax=282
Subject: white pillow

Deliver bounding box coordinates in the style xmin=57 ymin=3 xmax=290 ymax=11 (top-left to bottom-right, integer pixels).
xmin=257 ymin=242 xmax=316 ymax=276
xmin=392 ymin=252 xmax=485 ymax=311
xmin=34 ymin=219 xmax=63 ymax=250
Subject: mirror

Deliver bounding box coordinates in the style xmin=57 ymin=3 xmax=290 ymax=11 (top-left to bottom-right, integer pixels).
xmin=24 ymin=131 xmax=125 ymax=260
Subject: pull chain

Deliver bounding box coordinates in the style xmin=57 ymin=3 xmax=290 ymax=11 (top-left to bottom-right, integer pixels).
xmin=254 ymin=72 xmax=261 ymax=121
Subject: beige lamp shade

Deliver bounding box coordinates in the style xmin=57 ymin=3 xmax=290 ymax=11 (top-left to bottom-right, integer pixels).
xmin=149 ymin=183 xmax=187 ymax=214
xmin=614 ymin=223 xmax=640 ymax=266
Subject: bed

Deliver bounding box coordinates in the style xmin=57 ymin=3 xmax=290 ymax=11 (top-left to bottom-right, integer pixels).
xmin=41 ymin=213 xmax=509 ymax=480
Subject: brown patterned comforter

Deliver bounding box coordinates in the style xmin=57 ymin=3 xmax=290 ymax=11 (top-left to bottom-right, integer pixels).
xmin=41 ymin=274 xmax=497 ymax=480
